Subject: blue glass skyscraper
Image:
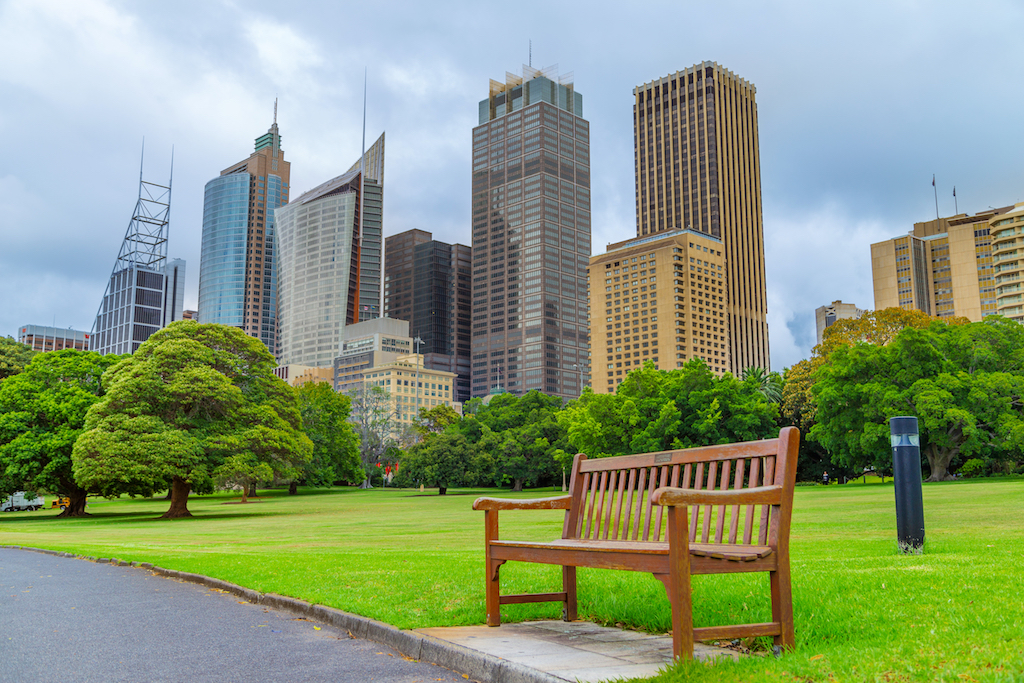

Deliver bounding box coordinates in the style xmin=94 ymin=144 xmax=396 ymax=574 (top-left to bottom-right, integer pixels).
xmin=197 ymin=110 xmax=290 ymax=356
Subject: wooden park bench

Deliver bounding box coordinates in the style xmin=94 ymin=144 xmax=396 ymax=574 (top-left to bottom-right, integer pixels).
xmin=472 ymin=426 xmax=800 ymax=659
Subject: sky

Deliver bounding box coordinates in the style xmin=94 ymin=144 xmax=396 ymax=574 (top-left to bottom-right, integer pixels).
xmin=1 ymin=0 xmax=1022 ymax=370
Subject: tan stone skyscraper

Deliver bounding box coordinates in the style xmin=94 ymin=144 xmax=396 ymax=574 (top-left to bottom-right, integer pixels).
xmin=633 ymin=62 xmax=769 ymax=372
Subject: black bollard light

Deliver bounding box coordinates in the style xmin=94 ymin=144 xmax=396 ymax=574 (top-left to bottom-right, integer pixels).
xmin=890 ymin=416 xmax=925 ymax=552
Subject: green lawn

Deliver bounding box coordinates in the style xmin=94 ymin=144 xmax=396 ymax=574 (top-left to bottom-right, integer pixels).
xmin=1 ymin=479 xmax=1022 ymax=682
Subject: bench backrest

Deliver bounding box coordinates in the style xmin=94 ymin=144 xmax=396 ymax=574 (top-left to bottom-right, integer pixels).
xmin=562 ymin=427 xmax=799 ymax=547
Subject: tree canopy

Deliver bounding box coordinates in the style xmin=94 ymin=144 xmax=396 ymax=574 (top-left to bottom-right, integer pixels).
xmin=296 ymin=381 xmax=362 ymax=487
xmin=809 ymin=317 xmax=1024 ymax=481
xmin=72 ymin=321 xmax=312 ymax=517
xmin=458 ymin=391 xmax=568 ymax=491
xmin=559 ymin=360 xmax=779 ymax=458
xmin=0 ymin=337 xmax=37 ymax=382
xmin=0 ymin=350 xmax=121 ymax=516
xmin=399 ymin=432 xmax=478 ymax=495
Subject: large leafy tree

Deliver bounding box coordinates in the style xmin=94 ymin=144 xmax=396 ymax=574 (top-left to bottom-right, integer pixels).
xmin=809 ymin=318 xmax=1024 ymax=481
xmin=414 ymin=404 xmax=461 ymax=437
xmin=0 ymin=350 xmax=121 ymax=516
xmin=559 ymin=360 xmax=779 ymax=458
xmin=72 ymin=321 xmax=312 ymax=518
xmin=400 ymin=432 xmax=477 ymax=495
xmin=296 ymin=381 xmax=362 ymax=489
xmin=0 ymin=337 xmax=37 ymax=382
xmin=778 ymin=307 xmax=961 ymax=482
xmin=457 ymin=391 xmax=568 ymax=491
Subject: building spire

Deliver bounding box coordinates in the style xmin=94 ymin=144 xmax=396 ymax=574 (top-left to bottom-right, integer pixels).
xmin=274 ymin=97 xmax=278 ymax=125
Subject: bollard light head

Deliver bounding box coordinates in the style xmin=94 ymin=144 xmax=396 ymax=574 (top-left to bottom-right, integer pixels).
xmin=890 ymin=416 xmax=919 ymax=447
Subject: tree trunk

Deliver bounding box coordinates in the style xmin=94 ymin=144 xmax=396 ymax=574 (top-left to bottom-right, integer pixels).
xmin=239 ymin=484 xmax=248 ymax=504
xmin=924 ymin=444 xmax=957 ymax=482
xmin=248 ymin=482 xmax=257 ymax=499
xmin=438 ymin=486 xmax=447 ymax=495
xmin=56 ymin=488 xmax=90 ymax=518
xmin=288 ymin=481 xmax=298 ymax=495
xmin=160 ymin=476 xmax=193 ymax=518
xmin=511 ymin=478 xmax=524 ymax=492
xmin=359 ymin=478 xmax=373 ymax=489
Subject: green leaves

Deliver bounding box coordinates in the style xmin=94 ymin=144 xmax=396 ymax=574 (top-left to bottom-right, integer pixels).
xmin=0 ymin=349 xmax=120 ymax=502
xmin=809 ymin=316 xmax=1024 ymax=481
xmin=296 ymin=382 xmax=362 ymax=486
xmin=71 ymin=321 xmax=312 ymax=515
xmin=561 ymin=360 xmax=779 ymax=458
xmin=0 ymin=337 xmax=36 ymax=382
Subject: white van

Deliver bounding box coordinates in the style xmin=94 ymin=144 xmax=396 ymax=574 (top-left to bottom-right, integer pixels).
xmin=1 ymin=492 xmax=44 ymax=511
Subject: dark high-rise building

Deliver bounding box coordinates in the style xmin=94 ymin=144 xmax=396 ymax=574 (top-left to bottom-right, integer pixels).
xmin=197 ymin=109 xmax=290 ymax=356
xmin=471 ymin=65 xmax=591 ymax=400
xmin=384 ymin=229 xmax=472 ymax=403
xmin=633 ymin=62 xmax=770 ymax=371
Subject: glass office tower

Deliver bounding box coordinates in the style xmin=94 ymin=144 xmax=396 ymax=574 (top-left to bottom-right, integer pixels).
xmin=197 ymin=114 xmax=290 ymax=356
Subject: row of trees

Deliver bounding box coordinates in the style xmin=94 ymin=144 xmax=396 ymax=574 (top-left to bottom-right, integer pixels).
xmin=3 ymin=308 xmax=1020 ymax=515
xmin=0 ymin=323 xmax=362 ymax=518
xmin=397 ymin=361 xmax=783 ymax=493
xmin=793 ymin=311 xmax=1024 ymax=481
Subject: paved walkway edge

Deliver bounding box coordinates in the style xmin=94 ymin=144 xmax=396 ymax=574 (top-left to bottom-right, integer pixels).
xmin=2 ymin=545 xmax=564 ymax=683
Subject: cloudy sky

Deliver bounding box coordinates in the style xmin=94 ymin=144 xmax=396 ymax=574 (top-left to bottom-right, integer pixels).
xmin=2 ymin=0 xmax=1022 ymax=369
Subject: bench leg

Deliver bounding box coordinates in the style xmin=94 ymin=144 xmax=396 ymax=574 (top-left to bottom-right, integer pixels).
xmin=486 ymin=557 xmax=502 ymax=626
xmin=667 ymin=505 xmax=694 ymax=660
xmin=770 ymin=561 xmax=795 ymax=651
xmin=562 ymin=566 xmax=577 ymax=621
xmin=485 ymin=510 xmax=501 ymax=627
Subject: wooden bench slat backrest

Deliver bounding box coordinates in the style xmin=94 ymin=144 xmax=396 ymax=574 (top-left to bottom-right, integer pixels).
xmin=562 ymin=428 xmax=798 ymax=547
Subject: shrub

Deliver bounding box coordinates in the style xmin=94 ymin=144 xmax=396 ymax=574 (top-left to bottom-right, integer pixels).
xmin=959 ymin=458 xmax=986 ymax=478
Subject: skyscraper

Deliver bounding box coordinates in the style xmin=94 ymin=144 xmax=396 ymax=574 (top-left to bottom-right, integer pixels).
xmin=274 ymin=133 xmax=385 ymax=367
xmin=471 ymin=65 xmax=591 ymax=400
xmin=384 ymin=228 xmax=472 ymax=403
xmin=633 ymin=62 xmax=770 ymax=372
xmin=92 ymin=156 xmax=186 ymax=356
xmin=197 ymin=109 xmax=290 ymax=356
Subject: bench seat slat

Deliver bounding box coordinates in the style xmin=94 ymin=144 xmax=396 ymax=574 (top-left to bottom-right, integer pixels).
xmin=490 ymin=538 xmax=773 ymax=562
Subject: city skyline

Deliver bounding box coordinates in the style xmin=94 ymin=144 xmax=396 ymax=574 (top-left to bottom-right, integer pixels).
xmin=2 ymin=0 xmax=1023 ymax=369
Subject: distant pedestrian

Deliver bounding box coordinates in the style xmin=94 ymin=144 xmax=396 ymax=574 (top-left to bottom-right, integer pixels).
xmin=822 ymin=471 xmax=829 ymax=485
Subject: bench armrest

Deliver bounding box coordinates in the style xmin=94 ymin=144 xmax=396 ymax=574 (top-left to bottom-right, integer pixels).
xmin=651 ymin=485 xmax=783 ymax=507
xmin=473 ymin=495 xmax=572 ymax=511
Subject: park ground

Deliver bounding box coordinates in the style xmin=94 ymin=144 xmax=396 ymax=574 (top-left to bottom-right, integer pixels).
xmin=2 ymin=477 xmax=1022 ymax=682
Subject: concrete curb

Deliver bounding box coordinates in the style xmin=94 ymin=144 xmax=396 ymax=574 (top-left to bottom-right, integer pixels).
xmin=2 ymin=545 xmax=565 ymax=683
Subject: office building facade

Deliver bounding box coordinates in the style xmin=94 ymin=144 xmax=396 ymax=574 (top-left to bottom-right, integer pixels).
xmin=275 ymin=134 xmax=385 ymax=367
xmin=471 ymin=65 xmax=591 ymax=400
xmin=589 ymin=229 xmax=727 ymax=392
xmin=363 ymin=354 xmax=460 ymax=436
xmin=18 ymin=325 xmax=91 ymax=352
xmin=332 ymin=317 xmax=413 ymax=395
xmin=197 ymin=114 xmax=290 ymax=356
xmin=871 ymin=206 xmax=1008 ymax=320
xmin=384 ymin=229 xmax=472 ymax=403
xmin=93 ymin=258 xmax=187 ymax=356
xmin=633 ymin=62 xmax=769 ymax=372
xmin=814 ymin=300 xmax=867 ymax=345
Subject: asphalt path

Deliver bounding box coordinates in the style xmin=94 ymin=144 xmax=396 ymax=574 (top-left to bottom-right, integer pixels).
xmin=0 ymin=548 xmax=468 ymax=682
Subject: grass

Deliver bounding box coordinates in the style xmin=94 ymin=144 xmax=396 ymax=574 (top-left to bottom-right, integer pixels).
xmin=2 ymin=479 xmax=1023 ymax=682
